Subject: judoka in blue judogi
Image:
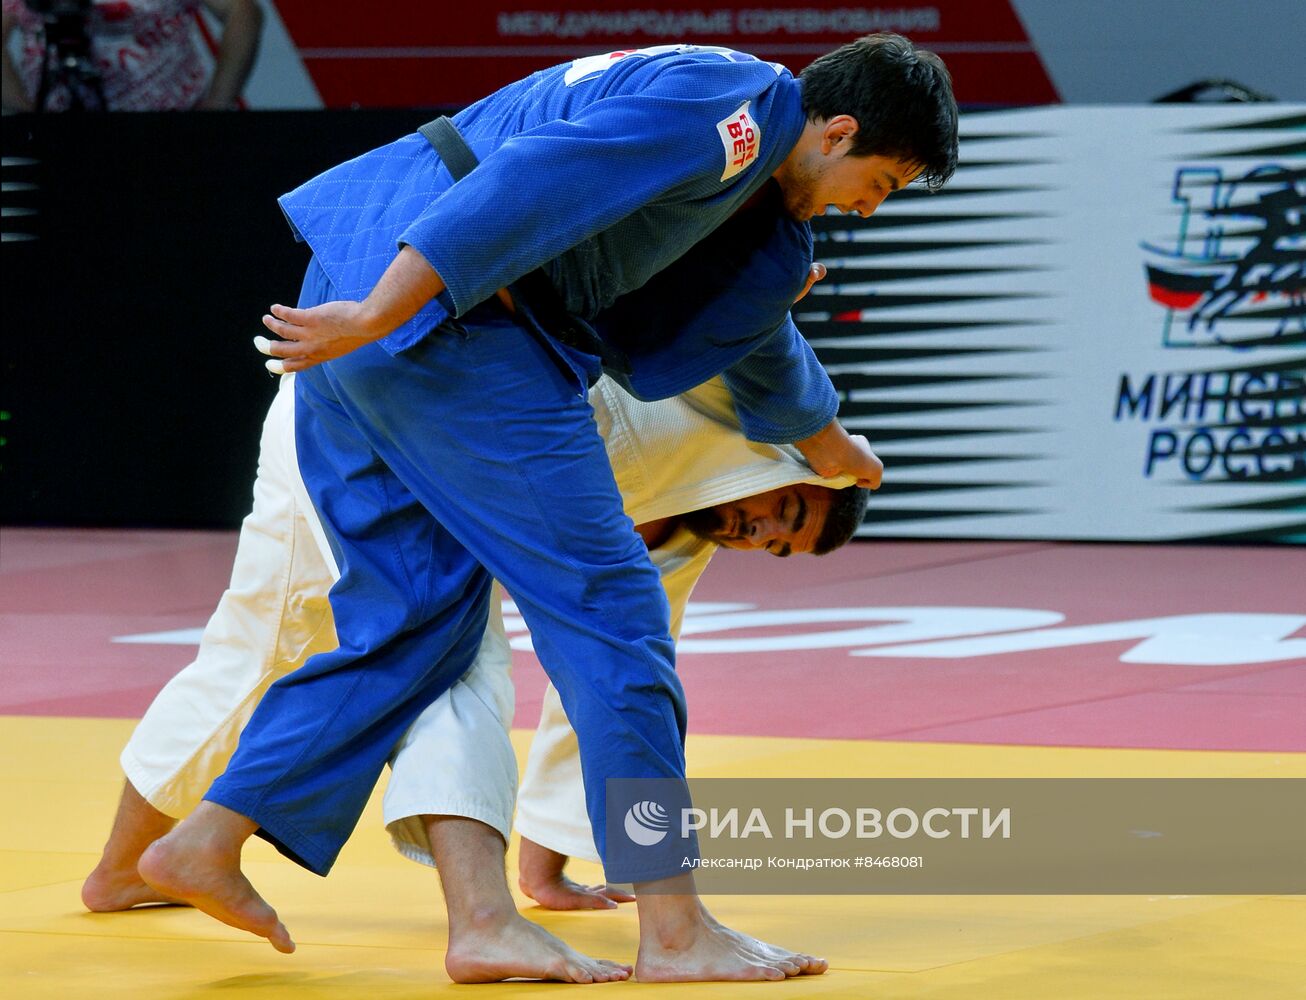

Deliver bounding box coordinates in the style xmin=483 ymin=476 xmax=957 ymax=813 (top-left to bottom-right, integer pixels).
xmin=211 ymin=46 xmax=840 ymax=883
xmin=137 ymin=35 xmax=957 ymax=977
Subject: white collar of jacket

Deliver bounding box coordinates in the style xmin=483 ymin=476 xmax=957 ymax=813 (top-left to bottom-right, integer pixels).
xmin=590 ymin=376 xmax=856 ymax=526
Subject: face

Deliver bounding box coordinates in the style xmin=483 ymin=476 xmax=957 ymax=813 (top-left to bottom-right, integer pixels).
xmin=682 ymin=483 xmax=834 ymax=557
xmin=777 ymin=116 xmax=924 ymax=223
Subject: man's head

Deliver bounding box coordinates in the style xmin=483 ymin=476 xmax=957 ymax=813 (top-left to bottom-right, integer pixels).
xmin=680 ymin=482 xmax=869 ymax=557
xmin=774 ymin=33 xmax=958 ymax=222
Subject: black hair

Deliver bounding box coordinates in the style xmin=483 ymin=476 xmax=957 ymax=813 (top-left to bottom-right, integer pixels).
xmin=812 ymin=485 xmax=870 ymax=555
xmin=799 ymin=32 xmax=958 ymax=192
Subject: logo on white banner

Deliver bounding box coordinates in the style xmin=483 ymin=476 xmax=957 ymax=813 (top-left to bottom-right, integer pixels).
xmin=1120 ymin=162 xmax=1305 ymax=484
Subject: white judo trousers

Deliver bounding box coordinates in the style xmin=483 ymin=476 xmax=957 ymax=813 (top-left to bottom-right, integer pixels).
xmin=122 ymin=373 xmax=845 ymax=866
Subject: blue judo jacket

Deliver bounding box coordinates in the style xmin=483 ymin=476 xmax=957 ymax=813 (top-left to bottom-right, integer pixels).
xmin=278 ymin=45 xmax=837 ymax=443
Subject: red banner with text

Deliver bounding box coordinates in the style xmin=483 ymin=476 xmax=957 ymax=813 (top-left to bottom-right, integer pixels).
xmin=271 ymin=1 xmax=1058 ymax=108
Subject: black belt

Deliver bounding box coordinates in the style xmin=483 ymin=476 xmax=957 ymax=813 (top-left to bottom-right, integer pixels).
xmin=418 ymin=116 xmax=630 ymax=376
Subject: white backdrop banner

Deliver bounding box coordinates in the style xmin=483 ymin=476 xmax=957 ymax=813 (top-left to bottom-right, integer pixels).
xmin=802 ymin=105 xmax=1304 ymax=542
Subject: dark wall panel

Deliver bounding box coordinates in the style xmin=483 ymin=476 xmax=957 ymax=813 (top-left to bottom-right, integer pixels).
xmin=2 ymin=110 xmax=432 ymax=527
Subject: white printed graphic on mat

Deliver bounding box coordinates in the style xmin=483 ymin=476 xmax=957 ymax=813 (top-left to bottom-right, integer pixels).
xmin=117 ymin=604 xmax=1306 ymax=667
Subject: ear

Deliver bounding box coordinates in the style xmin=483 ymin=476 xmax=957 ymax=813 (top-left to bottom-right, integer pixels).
xmin=820 ymin=115 xmax=860 ymax=156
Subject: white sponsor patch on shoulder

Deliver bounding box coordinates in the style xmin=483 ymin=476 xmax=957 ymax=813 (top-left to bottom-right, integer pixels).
xmin=717 ymin=101 xmax=761 ymax=182
xmin=565 ymin=49 xmax=643 ymax=86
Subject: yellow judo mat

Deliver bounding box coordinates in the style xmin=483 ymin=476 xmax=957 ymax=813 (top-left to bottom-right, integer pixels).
xmin=0 ymin=716 xmax=1302 ymax=999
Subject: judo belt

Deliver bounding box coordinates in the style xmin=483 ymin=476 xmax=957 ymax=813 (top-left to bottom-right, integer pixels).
xmin=418 ymin=116 xmax=631 ymax=378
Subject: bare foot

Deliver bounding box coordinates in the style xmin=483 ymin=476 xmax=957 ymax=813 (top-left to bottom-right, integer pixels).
xmin=705 ymin=911 xmax=828 ymax=976
xmin=518 ymin=837 xmax=635 ymax=910
xmin=634 ymin=883 xmax=825 ymax=983
xmin=426 ymin=817 xmax=630 ymax=982
xmin=445 ymin=912 xmax=632 ymax=984
xmin=81 ymin=863 xmax=185 ymax=912
xmin=635 ymin=917 xmax=799 ymax=982
xmin=82 ymin=780 xmax=184 ymax=912
xmin=137 ymin=806 xmax=294 ymax=954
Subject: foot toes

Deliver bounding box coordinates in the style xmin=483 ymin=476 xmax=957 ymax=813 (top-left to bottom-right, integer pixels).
xmin=269 ymin=923 xmax=296 ymax=954
xmin=594 ymin=961 xmax=631 ymax=981
xmin=565 ymin=962 xmax=595 ymax=984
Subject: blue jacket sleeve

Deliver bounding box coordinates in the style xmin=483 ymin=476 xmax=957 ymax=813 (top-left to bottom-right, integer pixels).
xmin=398 ymin=63 xmax=763 ymax=316
xmin=722 ymin=315 xmax=839 ymax=444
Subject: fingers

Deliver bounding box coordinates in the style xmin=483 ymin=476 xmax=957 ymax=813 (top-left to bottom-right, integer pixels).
xmin=261 ymin=302 xmax=320 ymax=344
xmin=598 ymin=884 xmax=637 ymax=903
xmin=576 ymin=883 xmax=620 ymax=909
xmin=252 ymin=338 xmax=312 ymax=376
xmin=859 ymin=463 xmax=884 ymax=489
xmin=253 ymin=335 xmax=282 ymax=357
xmin=255 ymin=331 xmax=319 ymax=361
xmin=254 ymin=300 xmax=351 ymax=375
xmin=269 ymin=302 xmax=307 ymax=324
xmin=255 ymin=309 xmax=322 ymax=374
xmin=260 ymin=312 xmax=302 ymax=342
xmin=576 ymin=887 xmax=618 ymax=910
xmin=269 ymin=357 xmax=315 ymax=375
xmin=852 ymin=434 xmax=884 ymax=489
xmin=252 ymin=337 xmax=291 ymax=375
xmin=253 ymin=337 xmax=285 ymax=375
xmin=794 ymin=261 xmax=828 ymax=303
xmin=856 ymin=467 xmax=883 ymax=489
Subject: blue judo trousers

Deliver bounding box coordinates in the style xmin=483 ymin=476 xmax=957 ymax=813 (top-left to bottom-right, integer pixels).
xmin=204 ymin=46 xmax=837 ymax=883
xmin=207 ymin=261 xmax=695 ymax=882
